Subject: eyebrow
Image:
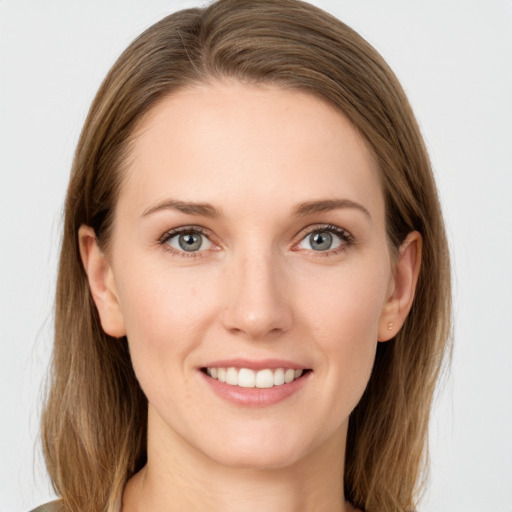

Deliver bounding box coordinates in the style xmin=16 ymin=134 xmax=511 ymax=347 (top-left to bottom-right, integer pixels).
xmin=141 ymin=197 xmax=371 ymax=220
xmin=292 ymin=199 xmax=371 ymax=219
xmin=141 ymin=199 xmax=222 ymax=218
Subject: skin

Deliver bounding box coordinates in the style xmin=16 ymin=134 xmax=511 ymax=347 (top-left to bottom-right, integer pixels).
xmin=80 ymin=81 xmax=421 ymax=512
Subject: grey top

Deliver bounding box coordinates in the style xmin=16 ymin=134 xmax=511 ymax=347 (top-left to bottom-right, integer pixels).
xmin=30 ymin=501 xmax=62 ymax=512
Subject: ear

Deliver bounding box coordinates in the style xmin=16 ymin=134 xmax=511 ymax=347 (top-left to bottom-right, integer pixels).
xmin=378 ymin=231 xmax=422 ymax=342
xmin=78 ymin=225 xmax=126 ymax=338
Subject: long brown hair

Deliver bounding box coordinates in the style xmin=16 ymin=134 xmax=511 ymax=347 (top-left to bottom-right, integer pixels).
xmin=42 ymin=1 xmax=452 ymax=511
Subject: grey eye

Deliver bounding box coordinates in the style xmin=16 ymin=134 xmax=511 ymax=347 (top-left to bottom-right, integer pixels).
xmin=309 ymin=232 xmax=333 ymax=251
xmin=167 ymin=231 xmax=212 ymax=252
xmin=179 ymin=233 xmax=202 ymax=251
xmin=297 ymin=229 xmax=344 ymax=252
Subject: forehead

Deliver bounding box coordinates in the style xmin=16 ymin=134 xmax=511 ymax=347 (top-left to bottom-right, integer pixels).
xmin=119 ymin=80 xmax=383 ymax=221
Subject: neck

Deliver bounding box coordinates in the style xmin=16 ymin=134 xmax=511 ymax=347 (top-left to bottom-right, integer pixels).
xmin=123 ymin=408 xmax=353 ymax=512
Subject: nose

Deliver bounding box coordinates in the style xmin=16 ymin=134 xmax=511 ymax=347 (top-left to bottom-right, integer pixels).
xmin=221 ymin=250 xmax=293 ymax=340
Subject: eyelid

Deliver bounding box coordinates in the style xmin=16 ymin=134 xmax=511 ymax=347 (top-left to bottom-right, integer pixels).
xmin=158 ymin=225 xmax=220 ymax=257
xmin=158 ymin=225 xmax=214 ymax=244
xmin=292 ymin=224 xmax=354 ymax=254
xmin=157 ymin=223 xmax=354 ymax=258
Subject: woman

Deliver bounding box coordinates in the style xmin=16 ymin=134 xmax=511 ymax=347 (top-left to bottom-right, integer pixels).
xmin=36 ymin=0 xmax=451 ymax=511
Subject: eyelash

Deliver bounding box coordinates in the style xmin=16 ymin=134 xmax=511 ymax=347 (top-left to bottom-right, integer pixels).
xmin=157 ymin=224 xmax=354 ymax=259
xmin=158 ymin=225 xmax=216 ymax=259
xmin=293 ymin=224 xmax=354 ymax=257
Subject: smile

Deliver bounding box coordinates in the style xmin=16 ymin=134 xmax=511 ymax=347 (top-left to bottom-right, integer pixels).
xmin=204 ymin=367 xmax=306 ymax=388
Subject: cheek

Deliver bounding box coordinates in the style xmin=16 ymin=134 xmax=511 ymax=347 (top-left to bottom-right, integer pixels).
xmin=301 ymin=261 xmax=388 ymax=346
xmin=113 ymin=265 xmax=220 ymax=375
xmin=298 ymin=261 xmax=390 ymax=401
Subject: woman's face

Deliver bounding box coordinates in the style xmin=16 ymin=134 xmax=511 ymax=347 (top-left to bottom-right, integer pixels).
xmin=89 ymin=81 xmax=400 ymax=469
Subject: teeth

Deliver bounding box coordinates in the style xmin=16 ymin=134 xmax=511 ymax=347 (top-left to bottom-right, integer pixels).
xmin=238 ymin=368 xmax=255 ymax=388
xmin=226 ymin=367 xmax=238 ymax=386
xmin=273 ymin=368 xmax=285 ymax=386
xmin=256 ymin=369 xmax=273 ymax=388
xmin=205 ymin=367 xmax=306 ymax=388
xmin=284 ymin=369 xmax=295 ymax=383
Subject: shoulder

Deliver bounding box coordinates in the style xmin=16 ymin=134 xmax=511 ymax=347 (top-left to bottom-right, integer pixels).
xmin=29 ymin=500 xmax=63 ymax=512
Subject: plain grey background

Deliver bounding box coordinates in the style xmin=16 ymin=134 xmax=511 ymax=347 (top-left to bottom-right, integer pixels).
xmin=1 ymin=1 xmax=511 ymax=511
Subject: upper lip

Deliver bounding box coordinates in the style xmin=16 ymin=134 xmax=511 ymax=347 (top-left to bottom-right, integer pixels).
xmin=201 ymin=358 xmax=310 ymax=371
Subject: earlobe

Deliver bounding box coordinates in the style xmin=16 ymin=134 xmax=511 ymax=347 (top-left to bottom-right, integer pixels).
xmin=378 ymin=231 xmax=422 ymax=342
xmin=78 ymin=225 xmax=126 ymax=338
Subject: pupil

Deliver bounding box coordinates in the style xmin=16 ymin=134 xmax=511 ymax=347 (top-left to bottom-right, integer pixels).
xmin=311 ymin=232 xmax=332 ymax=251
xmin=179 ymin=233 xmax=201 ymax=251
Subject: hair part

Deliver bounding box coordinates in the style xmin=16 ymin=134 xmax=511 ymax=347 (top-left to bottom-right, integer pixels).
xmin=42 ymin=1 xmax=452 ymax=511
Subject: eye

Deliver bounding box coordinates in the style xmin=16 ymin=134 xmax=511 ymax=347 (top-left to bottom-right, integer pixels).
xmin=296 ymin=226 xmax=351 ymax=253
xmin=165 ymin=230 xmax=213 ymax=253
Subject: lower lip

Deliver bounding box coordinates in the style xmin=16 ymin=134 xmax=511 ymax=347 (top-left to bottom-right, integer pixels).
xmin=200 ymin=370 xmax=311 ymax=407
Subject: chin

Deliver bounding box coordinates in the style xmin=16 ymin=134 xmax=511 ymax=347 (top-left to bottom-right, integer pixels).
xmin=208 ymin=445 xmax=304 ymax=471
xmin=195 ymin=425 xmax=330 ymax=471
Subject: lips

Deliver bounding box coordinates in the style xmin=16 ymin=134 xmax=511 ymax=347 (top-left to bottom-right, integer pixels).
xmin=200 ymin=359 xmax=311 ymax=406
